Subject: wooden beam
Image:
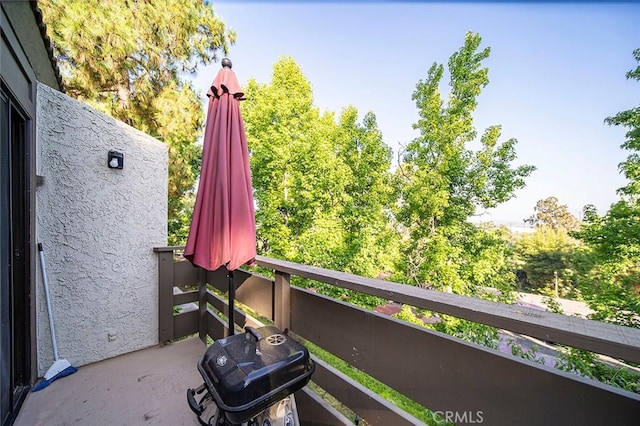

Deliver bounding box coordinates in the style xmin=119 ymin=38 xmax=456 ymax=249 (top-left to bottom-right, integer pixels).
xmin=275 ymin=270 xmax=291 ymax=330
xmin=290 ymin=287 xmax=640 ymax=426
xmin=256 ymin=255 xmax=640 ymax=364
xmin=311 ymin=357 xmax=422 ymax=425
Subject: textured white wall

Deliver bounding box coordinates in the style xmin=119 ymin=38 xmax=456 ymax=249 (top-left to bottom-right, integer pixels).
xmin=35 ymin=83 xmax=168 ymax=374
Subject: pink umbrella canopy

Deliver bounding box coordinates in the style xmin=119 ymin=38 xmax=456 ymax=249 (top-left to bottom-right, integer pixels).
xmin=184 ymin=58 xmax=256 ymax=272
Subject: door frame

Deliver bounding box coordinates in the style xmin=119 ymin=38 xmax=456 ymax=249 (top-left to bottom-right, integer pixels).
xmin=1 ymin=5 xmax=39 ymax=424
xmin=0 ymin=82 xmax=34 ymax=426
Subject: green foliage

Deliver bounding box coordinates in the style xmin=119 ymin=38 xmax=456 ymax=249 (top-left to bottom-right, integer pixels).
xmin=393 ymin=305 xmax=501 ymax=350
xmin=399 ymin=219 xmax=518 ymax=299
xmin=434 ymin=315 xmax=500 ymax=349
xmin=168 ymin=191 xmax=196 ymax=246
xmin=460 ymin=224 xmax=518 ymax=299
xmin=604 ymin=48 xmax=640 ymax=200
xmin=396 ymin=32 xmax=534 ymax=293
xmin=392 ymin=304 xmax=431 ymax=328
xmin=542 ymin=296 xmax=564 ymax=314
xmin=393 ymin=304 xmax=499 ymax=349
xmin=242 ymin=57 xmax=400 ymax=283
xmin=394 ymin=300 xmax=505 ymax=354
xmin=242 ymin=57 xmax=346 ymax=261
xmin=579 ymin=201 xmax=640 ymax=261
xmin=524 ymin=197 xmax=581 ymax=231
xmin=334 ymin=108 xmax=401 ymax=278
xmin=513 ymin=226 xmax=583 ymax=295
xmin=391 ymin=32 xmax=534 ymax=346
xmin=508 ymin=339 xmax=548 ymax=365
xmin=578 ymin=203 xmax=640 ymax=328
xmin=573 ymin=49 xmax=640 ymax=328
xmin=399 ymin=32 xmax=534 ymax=232
xmin=291 ymin=276 xmax=385 ymax=310
xmin=577 ymin=260 xmax=640 ymax=328
xmin=40 ymin=0 xmax=235 ymax=245
xmin=556 ymin=348 xmax=640 ymax=393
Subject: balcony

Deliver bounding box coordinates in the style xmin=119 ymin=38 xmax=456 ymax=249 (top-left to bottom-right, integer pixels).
xmin=16 ymin=246 xmax=640 ymax=425
xmin=14 ymin=336 xmax=205 ymax=425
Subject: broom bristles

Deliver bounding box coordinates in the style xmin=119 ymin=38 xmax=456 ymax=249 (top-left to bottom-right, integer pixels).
xmin=32 ymin=360 xmax=77 ymax=392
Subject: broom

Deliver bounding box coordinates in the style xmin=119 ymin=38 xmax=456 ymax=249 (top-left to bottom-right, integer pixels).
xmin=32 ymin=243 xmax=77 ymax=391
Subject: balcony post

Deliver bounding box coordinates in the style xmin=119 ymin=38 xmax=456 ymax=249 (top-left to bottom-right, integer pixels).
xmin=274 ymin=270 xmax=291 ymax=330
xmin=155 ymin=247 xmax=175 ymax=344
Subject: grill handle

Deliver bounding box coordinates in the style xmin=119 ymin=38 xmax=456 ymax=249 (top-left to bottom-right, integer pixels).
xmin=245 ymin=326 xmax=263 ymax=342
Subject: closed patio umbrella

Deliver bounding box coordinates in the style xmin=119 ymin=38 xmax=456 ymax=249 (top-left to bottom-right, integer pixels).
xmin=184 ymin=58 xmax=256 ymax=335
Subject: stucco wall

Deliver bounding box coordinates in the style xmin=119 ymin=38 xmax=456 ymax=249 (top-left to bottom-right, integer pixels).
xmin=35 ymin=83 xmax=168 ymax=374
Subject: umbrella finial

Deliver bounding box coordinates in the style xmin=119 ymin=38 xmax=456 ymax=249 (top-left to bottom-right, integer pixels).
xmin=222 ymin=58 xmax=232 ymax=69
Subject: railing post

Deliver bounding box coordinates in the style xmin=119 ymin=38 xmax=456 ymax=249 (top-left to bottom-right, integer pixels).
xmin=275 ymin=270 xmax=291 ymax=330
xmin=199 ymin=267 xmax=208 ymax=345
xmin=154 ymin=247 xmax=175 ymax=344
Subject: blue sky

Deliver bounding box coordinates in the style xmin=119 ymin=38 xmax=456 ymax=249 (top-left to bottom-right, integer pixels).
xmin=189 ymin=1 xmax=639 ymax=228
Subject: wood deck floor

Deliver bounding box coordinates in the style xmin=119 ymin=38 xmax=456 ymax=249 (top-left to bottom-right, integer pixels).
xmin=15 ymin=337 xmax=206 ymax=426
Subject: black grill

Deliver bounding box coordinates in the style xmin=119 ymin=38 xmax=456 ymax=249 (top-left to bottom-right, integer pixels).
xmin=193 ymin=326 xmax=315 ymax=424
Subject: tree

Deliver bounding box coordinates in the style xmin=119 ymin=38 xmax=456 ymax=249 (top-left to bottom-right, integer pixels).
xmin=524 ymin=197 xmax=581 ymax=231
xmin=606 ymin=49 xmax=640 ymax=201
xmin=333 ymin=107 xmax=400 ymax=278
xmin=575 ymin=49 xmax=640 ymax=327
xmin=39 ymin=0 xmax=236 ymax=244
xmin=242 ymin=57 xmax=347 ymax=263
xmin=396 ymin=31 xmax=535 ymax=293
xmin=241 ymin=58 xmax=399 ymax=308
xmin=242 ymin=58 xmax=399 ymax=274
xmin=513 ymin=226 xmax=583 ymax=295
xmin=578 ymin=203 xmax=640 ymax=327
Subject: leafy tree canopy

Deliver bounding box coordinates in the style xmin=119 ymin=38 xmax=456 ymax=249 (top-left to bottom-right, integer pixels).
xmin=577 ymin=49 xmax=640 ymax=264
xmin=399 ymin=32 xmax=535 ymax=232
xmin=242 ymin=57 xmax=399 ymax=282
xmin=524 ymin=197 xmax=581 ymax=231
xmin=396 ymin=31 xmax=534 ymax=293
xmin=606 ymin=48 xmax=640 ymax=201
xmin=575 ymin=48 xmax=640 ymax=327
xmin=513 ymin=226 xmax=583 ymax=295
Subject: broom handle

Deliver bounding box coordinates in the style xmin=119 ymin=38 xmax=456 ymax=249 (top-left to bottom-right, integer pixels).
xmin=38 ymin=243 xmax=60 ymax=361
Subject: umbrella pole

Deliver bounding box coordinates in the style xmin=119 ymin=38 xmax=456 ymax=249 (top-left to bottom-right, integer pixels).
xmin=228 ymin=269 xmax=235 ymax=336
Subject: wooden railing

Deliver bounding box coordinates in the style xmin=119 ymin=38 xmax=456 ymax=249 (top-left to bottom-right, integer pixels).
xmin=155 ymin=247 xmax=640 ymax=425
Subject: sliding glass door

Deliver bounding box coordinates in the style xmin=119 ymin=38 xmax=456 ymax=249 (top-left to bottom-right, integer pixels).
xmin=1 ymin=87 xmax=30 ymax=426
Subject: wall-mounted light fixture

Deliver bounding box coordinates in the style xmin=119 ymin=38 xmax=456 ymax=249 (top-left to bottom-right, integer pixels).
xmin=108 ymin=150 xmax=124 ymax=169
